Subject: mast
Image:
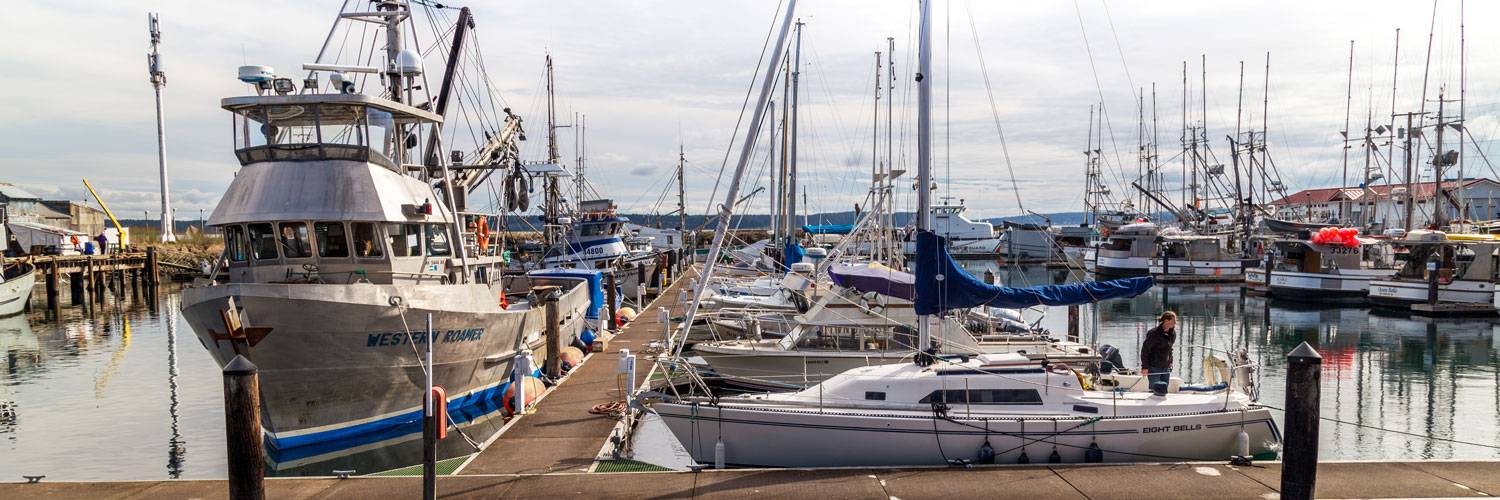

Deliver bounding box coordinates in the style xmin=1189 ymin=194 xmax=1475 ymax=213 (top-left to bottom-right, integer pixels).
xmin=1151 ymin=82 xmax=1159 ymax=217
xmin=1085 ymin=105 xmax=1098 ymax=227
xmin=769 ymin=99 xmax=778 ymax=242
xmin=788 ymin=19 xmax=804 ymax=242
xmin=886 ymin=36 xmax=896 ymax=264
xmin=916 ymin=0 xmax=933 ymax=351
xmin=1181 ymin=61 xmax=1188 ymax=214
xmin=1233 ymin=60 xmax=1247 ymax=244
xmin=675 ymin=0 xmax=798 ymax=357
xmin=871 ymin=50 xmax=882 ymax=262
xmin=1402 ymin=111 xmax=1416 ymax=232
xmin=576 ymin=115 xmax=587 ymax=207
xmin=677 ymin=145 xmax=687 ymax=249
xmin=1259 ymin=52 xmax=1269 ymax=211
xmin=1458 ymin=0 xmax=1467 ymax=221
xmin=147 ymin=13 xmax=176 ymax=243
xmin=544 ymin=54 xmax=561 ymax=246
xmin=1433 ymin=91 xmax=1447 ymax=228
xmin=780 ymin=57 xmax=792 ymax=243
xmin=1341 ymin=40 xmax=1354 ymax=193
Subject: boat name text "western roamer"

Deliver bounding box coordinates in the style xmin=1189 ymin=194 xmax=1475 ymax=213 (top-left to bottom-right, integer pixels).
xmin=367 ymin=328 xmax=486 ymax=347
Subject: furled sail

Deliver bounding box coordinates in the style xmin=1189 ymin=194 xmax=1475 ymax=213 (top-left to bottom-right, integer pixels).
xmin=914 ymin=231 xmax=1153 ymax=314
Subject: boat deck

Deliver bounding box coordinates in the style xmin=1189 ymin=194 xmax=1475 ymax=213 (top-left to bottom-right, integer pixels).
xmin=7 ymin=460 xmax=1500 ymax=499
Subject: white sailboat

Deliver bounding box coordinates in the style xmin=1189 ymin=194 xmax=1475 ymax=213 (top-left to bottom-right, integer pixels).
xmin=648 ymin=0 xmax=1270 ymax=468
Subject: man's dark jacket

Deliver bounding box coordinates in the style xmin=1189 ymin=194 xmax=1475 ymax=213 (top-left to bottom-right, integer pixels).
xmin=1140 ymin=324 xmax=1176 ymax=370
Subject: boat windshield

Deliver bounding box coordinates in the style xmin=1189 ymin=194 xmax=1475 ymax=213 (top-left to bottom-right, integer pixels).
xmin=231 ymin=103 xmax=396 ymax=168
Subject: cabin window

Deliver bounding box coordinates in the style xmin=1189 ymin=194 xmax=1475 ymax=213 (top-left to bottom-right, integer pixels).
xmin=247 ymin=223 xmax=279 ymax=260
xmin=426 ymin=224 xmax=452 ymax=256
xmin=581 ymin=223 xmax=612 ymax=237
xmin=864 ymin=391 xmax=886 ymax=401
xmin=1106 ymin=238 xmax=1132 ymax=251
xmin=315 ymin=222 xmax=349 ymax=258
xmin=279 ymin=222 xmax=313 ymax=258
xmin=224 ymin=225 xmax=248 ymax=262
xmin=918 ymin=389 xmax=1043 ymax=405
xmin=387 ymin=223 xmax=421 ymax=257
xmin=353 ymin=222 xmax=383 ymax=258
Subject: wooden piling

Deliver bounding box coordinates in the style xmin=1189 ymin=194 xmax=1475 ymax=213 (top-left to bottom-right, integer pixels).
xmin=1281 ymin=341 xmax=1323 ymax=500
xmin=1425 ymin=253 xmax=1440 ymax=306
xmin=146 ymin=246 xmax=160 ymax=287
xmin=222 ymin=355 xmax=265 ymax=500
xmin=45 ymin=260 xmax=59 ymax=313
xmin=1263 ymin=253 xmax=1274 ymax=296
xmin=1067 ymin=305 xmax=1080 ymax=343
xmin=542 ymin=287 xmax=562 ymax=379
xmin=605 ymin=272 xmax=620 ymax=334
xmin=69 ymin=272 xmax=84 ymax=305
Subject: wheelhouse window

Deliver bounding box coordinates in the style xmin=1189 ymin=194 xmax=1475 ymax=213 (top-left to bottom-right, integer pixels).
xmin=247 ymin=223 xmax=278 ymax=260
xmin=279 ymin=222 xmax=313 ymax=258
xmin=387 ymin=223 xmax=421 ymax=257
xmin=224 ymin=225 xmax=248 ymax=262
xmin=315 ymin=222 xmax=349 ymax=258
xmin=230 ymin=103 xmax=388 ymax=167
xmin=426 ymin=224 xmax=452 ymax=257
xmin=918 ymin=389 xmax=1043 ymax=405
xmin=353 ymin=222 xmax=383 ymax=258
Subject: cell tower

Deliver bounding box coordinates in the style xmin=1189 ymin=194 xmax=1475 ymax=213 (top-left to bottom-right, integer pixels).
xmin=148 ymin=13 xmax=176 ymax=242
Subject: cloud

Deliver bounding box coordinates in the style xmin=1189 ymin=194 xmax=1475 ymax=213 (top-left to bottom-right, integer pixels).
xmin=3 ymin=0 xmax=1496 ymax=222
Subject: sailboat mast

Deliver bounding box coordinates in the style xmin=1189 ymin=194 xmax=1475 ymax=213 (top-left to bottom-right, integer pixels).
xmin=780 ymin=57 xmax=792 ymax=243
xmin=788 ymin=19 xmax=804 ymax=242
xmin=886 ymin=36 xmax=896 ymax=264
xmin=147 ymin=13 xmax=176 ymax=243
xmin=770 ymin=99 xmax=778 ymax=242
xmin=1434 ymin=91 xmax=1447 ymax=228
xmin=871 ymin=50 xmax=882 ymax=262
xmin=916 ymin=0 xmax=933 ymax=351
xmin=1259 ymin=52 xmax=1269 ymax=208
xmin=677 ymin=145 xmax=687 ymax=249
xmin=1341 ymin=40 xmax=1354 ymax=193
xmin=1233 ymin=60 xmax=1246 ymax=244
xmin=674 ymin=0 xmax=799 ymax=357
xmin=1086 ymin=105 xmax=1096 ymax=227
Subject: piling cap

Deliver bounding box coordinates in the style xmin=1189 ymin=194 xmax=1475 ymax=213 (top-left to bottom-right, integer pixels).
xmin=223 ymin=354 xmax=258 ymax=375
xmin=1287 ymin=341 xmax=1322 ymax=362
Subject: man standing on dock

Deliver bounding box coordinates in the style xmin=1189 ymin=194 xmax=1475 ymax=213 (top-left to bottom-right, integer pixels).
xmin=1141 ymin=311 xmax=1177 ymax=395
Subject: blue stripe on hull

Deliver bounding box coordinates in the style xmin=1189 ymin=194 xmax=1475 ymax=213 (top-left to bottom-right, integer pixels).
xmin=265 ymin=381 xmax=512 ymax=463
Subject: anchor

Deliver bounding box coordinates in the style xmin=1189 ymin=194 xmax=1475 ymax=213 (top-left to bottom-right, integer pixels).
xmin=208 ymin=296 xmax=273 ymax=354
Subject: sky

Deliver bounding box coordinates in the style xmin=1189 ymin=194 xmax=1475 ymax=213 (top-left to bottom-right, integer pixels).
xmin=2 ymin=0 xmax=1497 ymax=223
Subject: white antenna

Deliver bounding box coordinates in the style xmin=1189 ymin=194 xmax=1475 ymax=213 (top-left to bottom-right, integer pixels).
xmin=149 ymin=13 xmax=176 ymax=242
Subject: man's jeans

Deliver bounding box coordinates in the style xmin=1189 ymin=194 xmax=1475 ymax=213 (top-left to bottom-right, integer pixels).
xmin=1146 ymin=368 xmax=1170 ymax=393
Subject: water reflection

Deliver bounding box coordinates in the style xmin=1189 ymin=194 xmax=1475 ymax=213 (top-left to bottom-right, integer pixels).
xmin=965 ymin=260 xmax=1500 ymax=460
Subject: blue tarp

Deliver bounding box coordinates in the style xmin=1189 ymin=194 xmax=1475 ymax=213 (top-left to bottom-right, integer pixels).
xmin=528 ymin=269 xmax=605 ymax=320
xmin=801 ymin=224 xmax=855 ymax=235
xmin=914 ymin=231 xmax=1154 ymax=315
xmin=783 ymin=239 xmax=806 ymax=269
xmin=828 ymin=264 xmax=916 ymax=300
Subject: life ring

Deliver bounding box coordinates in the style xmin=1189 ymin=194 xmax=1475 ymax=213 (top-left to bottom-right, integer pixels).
xmin=476 ymin=216 xmax=491 ymax=253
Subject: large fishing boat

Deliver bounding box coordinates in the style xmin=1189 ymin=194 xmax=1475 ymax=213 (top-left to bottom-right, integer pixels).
xmin=1367 ymin=230 xmax=1498 ymax=312
xmin=179 ymin=2 xmax=595 ymax=464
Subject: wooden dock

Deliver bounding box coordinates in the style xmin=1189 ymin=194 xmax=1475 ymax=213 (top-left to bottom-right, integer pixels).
xmin=455 ymin=266 xmax=694 ymax=475
xmin=18 ymin=249 xmax=163 ymax=314
xmin=6 ymin=460 xmax=1499 ymax=499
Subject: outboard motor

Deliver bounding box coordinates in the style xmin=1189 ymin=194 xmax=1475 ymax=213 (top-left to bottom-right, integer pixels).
xmin=1096 ymin=344 xmax=1123 ymax=374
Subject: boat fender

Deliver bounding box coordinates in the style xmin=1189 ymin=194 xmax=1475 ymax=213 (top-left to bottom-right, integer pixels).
xmin=714 ymin=439 xmax=726 ymax=469
xmin=505 ymin=174 xmax=519 ymax=212
xmin=977 ymin=440 xmax=996 ymax=464
xmin=579 ymin=328 xmax=597 ymax=347
xmin=1085 ymin=441 xmax=1104 ymax=463
xmin=1237 ymin=430 xmax=1250 ymax=458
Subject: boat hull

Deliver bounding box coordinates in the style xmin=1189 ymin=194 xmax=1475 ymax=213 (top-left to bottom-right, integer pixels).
xmin=1367 ymin=279 xmax=1495 ymax=311
xmin=1266 ymin=269 xmax=1394 ymax=302
xmin=0 ymin=263 xmax=36 ymax=317
xmin=655 ymin=403 xmax=1279 ymax=467
xmin=180 ymin=280 xmax=589 ymax=460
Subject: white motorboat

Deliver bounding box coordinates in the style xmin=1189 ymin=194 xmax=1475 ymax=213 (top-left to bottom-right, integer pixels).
xmin=1367 ymin=230 xmax=1499 ymax=312
xmin=1261 ymin=237 xmax=1396 ymax=301
xmin=651 ymin=353 xmax=1279 ymax=467
xmin=903 ymin=203 xmax=1003 ymax=257
xmin=0 ymin=260 xmax=35 ymax=317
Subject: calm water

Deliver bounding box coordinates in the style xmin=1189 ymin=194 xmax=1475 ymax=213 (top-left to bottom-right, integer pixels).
xmin=3 ymin=265 xmax=1499 ymax=480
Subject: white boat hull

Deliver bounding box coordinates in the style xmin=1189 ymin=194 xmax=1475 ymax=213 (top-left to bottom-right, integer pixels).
xmin=1368 ymin=278 xmax=1495 ymax=308
xmin=655 ymin=402 xmax=1279 ymax=467
xmin=0 ymin=264 xmax=36 ymax=317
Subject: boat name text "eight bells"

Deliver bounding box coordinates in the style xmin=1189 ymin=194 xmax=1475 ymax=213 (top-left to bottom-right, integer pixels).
xmin=1142 ymin=424 xmax=1202 ymax=433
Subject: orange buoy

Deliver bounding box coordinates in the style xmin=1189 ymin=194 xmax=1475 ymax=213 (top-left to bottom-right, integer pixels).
xmin=502 ymin=375 xmax=545 ymax=415
xmin=616 ymin=306 xmax=638 ymax=325
xmin=559 ymin=346 xmax=585 ymax=368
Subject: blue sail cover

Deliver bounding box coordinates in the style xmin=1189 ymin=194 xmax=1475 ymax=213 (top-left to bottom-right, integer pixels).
xmin=801 ymin=223 xmax=855 ymax=235
xmin=782 ymin=239 xmax=806 ymax=269
xmin=914 ymin=231 xmax=1154 ymax=315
